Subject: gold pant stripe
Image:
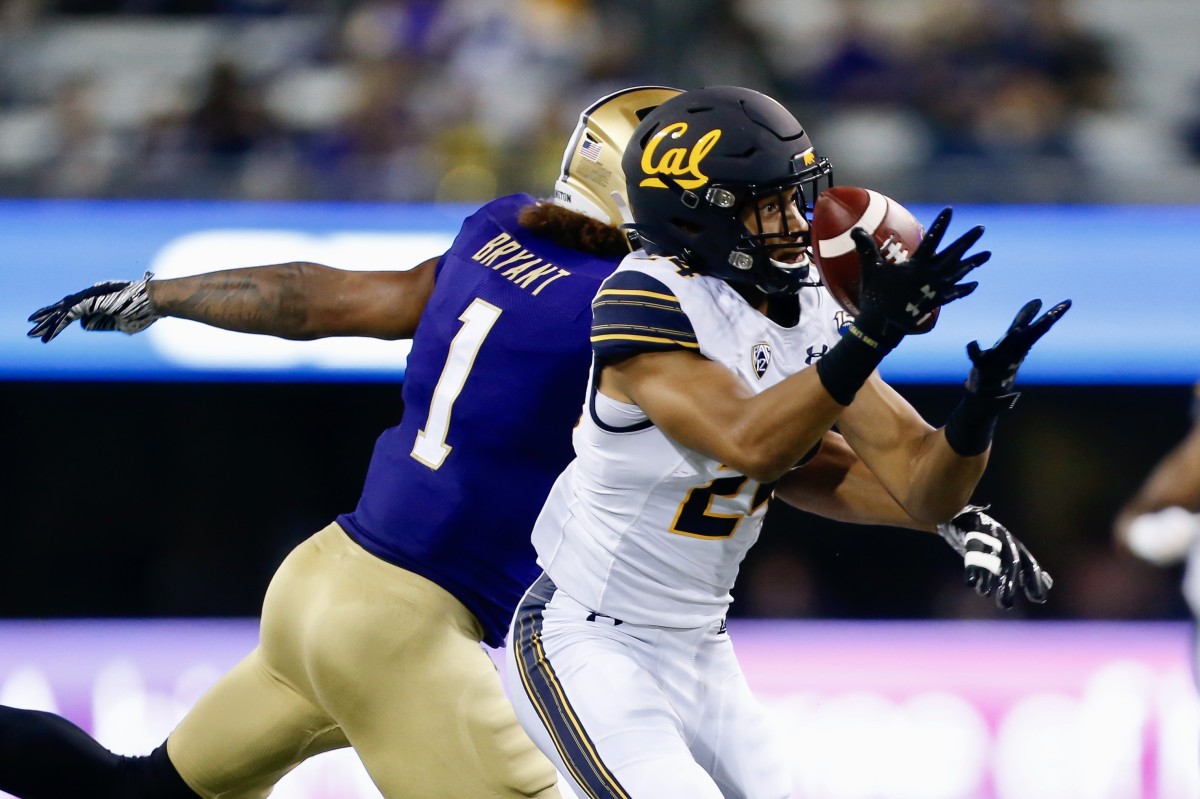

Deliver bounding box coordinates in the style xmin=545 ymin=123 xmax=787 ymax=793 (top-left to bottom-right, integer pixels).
xmin=512 ymin=577 xmax=631 ymax=799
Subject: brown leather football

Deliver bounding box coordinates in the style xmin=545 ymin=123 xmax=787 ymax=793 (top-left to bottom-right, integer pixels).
xmin=812 ymin=186 xmax=937 ymax=333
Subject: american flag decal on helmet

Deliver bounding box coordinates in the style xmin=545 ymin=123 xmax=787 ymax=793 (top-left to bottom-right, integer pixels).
xmin=580 ymin=138 xmax=603 ymax=162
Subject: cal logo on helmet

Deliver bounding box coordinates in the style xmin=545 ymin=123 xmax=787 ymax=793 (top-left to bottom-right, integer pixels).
xmin=639 ymin=122 xmax=722 ymax=190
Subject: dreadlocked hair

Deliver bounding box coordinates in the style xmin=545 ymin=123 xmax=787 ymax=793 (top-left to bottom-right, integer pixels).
xmin=518 ymin=202 xmax=631 ymax=258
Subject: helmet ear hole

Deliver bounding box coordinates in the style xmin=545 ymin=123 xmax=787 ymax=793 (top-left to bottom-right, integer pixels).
xmin=672 ymin=218 xmax=703 ymax=235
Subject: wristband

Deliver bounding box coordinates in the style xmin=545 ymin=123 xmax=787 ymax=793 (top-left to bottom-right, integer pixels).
xmin=815 ymin=322 xmax=892 ymax=406
xmin=944 ymin=391 xmax=1020 ymax=456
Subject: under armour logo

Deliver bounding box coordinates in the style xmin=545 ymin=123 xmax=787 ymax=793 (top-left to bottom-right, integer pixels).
xmin=752 ymin=342 xmax=772 ymax=378
xmin=907 ymin=284 xmax=935 ymax=317
xmin=806 ymin=344 xmax=829 ymax=364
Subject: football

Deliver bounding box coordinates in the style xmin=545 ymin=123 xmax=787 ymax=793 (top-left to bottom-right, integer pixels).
xmin=811 ymin=186 xmax=937 ymax=332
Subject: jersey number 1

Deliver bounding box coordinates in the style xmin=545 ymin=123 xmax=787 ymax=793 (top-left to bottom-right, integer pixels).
xmin=411 ymin=298 xmax=502 ymax=469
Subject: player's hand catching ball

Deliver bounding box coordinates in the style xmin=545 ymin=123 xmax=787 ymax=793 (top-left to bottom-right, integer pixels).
xmin=965 ymin=298 xmax=1071 ymax=398
xmin=851 ymin=207 xmax=990 ymax=349
xmin=938 ymin=505 xmax=1053 ymax=608
xmin=28 ymin=273 xmax=160 ymax=343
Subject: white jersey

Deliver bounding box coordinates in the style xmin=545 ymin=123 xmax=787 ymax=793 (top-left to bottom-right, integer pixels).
xmin=531 ymin=251 xmax=845 ymax=627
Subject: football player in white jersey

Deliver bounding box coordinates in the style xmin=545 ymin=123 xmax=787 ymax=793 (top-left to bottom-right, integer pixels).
xmin=505 ymin=86 xmax=1070 ymax=799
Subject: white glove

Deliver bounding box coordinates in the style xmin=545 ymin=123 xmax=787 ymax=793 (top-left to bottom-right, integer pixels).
xmin=27 ymin=273 xmax=160 ymax=343
xmin=938 ymin=505 xmax=1053 ymax=608
xmin=1123 ymin=506 xmax=1200 ymax=566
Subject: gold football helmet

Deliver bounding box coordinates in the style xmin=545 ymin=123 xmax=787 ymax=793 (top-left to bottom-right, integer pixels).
xmin=553 ymin=85 xmax=682 ymax=227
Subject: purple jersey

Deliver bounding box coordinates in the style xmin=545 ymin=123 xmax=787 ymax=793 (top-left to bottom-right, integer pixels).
xmin=338 ymin=194 xmax=619 ymax=646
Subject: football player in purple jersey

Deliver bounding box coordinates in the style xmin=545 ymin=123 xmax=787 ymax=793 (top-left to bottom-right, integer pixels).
xmin=6 ymin=85 xmax=680 ymax=799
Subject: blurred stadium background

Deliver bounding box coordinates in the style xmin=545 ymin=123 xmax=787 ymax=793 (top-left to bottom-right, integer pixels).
xmin=2 ymin=0 xmax=1199 ymax=797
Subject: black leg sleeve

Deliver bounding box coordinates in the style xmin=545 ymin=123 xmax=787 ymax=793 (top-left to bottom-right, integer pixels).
xmin=0 ymin=705 xmax=197 ymax=799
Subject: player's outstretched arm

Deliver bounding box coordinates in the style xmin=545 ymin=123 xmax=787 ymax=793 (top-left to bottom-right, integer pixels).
xmin=28 ymin=257 xmax=439 ymax=343
xmin=1114 ymin=395 xmax=1200 ymax=564
xmin=776 ymin=433 xmax=1052 ymax=608
xmin=830 ymin=299 xmax=1070 ymax=523
xmin=601 ymin=346 xmax=847 ymax=483
xmin=774 ymin=430 xmax=929 ymax=529
xmin=1116 ymin=409 xmax=1200 ymax=528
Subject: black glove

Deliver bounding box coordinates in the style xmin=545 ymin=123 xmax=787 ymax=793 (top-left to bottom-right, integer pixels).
xmin=938 ymin=506 xmax=1053 ymax=608
xmin=851 ymin=207 xmax=990 ymax=349
xmin=942 ymin=298 xmax=1071 ymax=456
xmin=965 ymin=298 xmax=1072 ymax=398
xmin=28 ymin=273 xmax=160 ymax=343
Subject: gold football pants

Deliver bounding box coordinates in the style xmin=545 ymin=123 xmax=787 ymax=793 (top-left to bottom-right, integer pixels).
xmin=166 ymin=522 xmax=560 ymax=799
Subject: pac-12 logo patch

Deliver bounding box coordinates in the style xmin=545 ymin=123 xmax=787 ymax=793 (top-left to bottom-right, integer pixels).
xmin=752 ymin=342 xmax=772 ymax=379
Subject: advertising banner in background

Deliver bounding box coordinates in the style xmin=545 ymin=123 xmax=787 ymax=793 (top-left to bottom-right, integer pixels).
xmin=4 ymin=200 xmax=1199 ymax=384
xmin=0 ymin=619 xmax=1194 ymax=799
